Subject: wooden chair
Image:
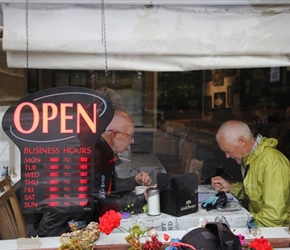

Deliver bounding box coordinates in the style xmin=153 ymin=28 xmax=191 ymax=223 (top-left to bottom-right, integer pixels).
xmin=0 ymin=176 xmax=26 ymax=239
xmin=188 ymin=158 xmax=204 ymax=184
xmin=181 ymin=139 xmax=193 ymax=174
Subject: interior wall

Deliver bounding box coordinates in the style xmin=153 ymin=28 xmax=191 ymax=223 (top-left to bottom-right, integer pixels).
xmin=203 ymin=75 xmax=235 ymax=109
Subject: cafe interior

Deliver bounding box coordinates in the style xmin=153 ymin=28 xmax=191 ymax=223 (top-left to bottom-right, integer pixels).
xmin=1 ymin=1 xmax=290 ymax=249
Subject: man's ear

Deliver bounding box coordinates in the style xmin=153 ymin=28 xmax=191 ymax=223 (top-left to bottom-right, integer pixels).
xmin=238 ymin=136 xmax=246 ymax=147
xmin=102 ymin=130 xmax=115 ymax=141
xmin=109 ymin=130 xmax=116 ymax=139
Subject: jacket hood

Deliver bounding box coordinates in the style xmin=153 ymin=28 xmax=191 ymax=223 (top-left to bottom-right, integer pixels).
xmin=243 ymin=137 xmax=278 ymax=166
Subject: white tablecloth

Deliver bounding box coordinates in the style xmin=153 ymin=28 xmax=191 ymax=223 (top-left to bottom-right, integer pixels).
xmin=1 ymin=227 xmax=289 ymax=250
xmin=116 ymin=158 xmax=252 ymax=231
xmin=116 ymin=202 xmax=252 ymax=233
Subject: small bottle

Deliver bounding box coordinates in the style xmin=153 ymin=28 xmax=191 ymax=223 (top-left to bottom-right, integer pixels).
xmin=147 ymin=188 xmax=161 ymax=216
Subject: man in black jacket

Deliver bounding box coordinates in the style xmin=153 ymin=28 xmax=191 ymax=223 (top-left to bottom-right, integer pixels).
xmin=92 ymin=109 xmax=152 ymax=216
xmin=34 ymin=109 xmax=152 ymax=237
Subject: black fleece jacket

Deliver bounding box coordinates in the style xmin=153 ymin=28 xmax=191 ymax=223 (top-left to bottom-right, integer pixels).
xmin=34 ymin=137 xmax=146 ymax=237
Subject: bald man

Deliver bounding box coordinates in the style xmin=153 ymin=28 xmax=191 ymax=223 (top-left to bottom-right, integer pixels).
xmin=36 ymin=109 xmax=152 ymax=237
xmin=211 ymin=120 xmax=290 ymax=227
xmin=93 ymin=109 xmax=152 ymax=217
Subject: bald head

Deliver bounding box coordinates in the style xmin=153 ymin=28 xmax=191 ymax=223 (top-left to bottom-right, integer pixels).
xmin=215 ymin=120 xmax=254 ymax=164
xmin=106 ymin=109 xmax=134 ymax=132
xmin=102 ymin=109 xmax=135 ymax=153
xmin=216 ymin=120 xmax=253 ymax=145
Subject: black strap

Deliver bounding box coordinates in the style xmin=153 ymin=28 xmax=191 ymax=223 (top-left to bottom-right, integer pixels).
xmin=216 ymin=223 xmax=228 ymax=250
xmin=206 ymin=222 xmax=242 ymax=250
xmin=216 ymin=223 xmax=238 ymax=250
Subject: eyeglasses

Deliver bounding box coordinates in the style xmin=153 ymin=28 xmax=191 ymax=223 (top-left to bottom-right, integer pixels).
xmin=107 ymin=130 xmax=134 ymax=140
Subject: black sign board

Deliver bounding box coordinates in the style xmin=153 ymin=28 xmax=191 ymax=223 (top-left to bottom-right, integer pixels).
xmin=2 ymin=86 xmax=114 ymax=213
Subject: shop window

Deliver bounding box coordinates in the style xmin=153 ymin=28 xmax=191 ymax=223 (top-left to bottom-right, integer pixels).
xmin=51 ymin=70 xmax=156 ymax=129
xmin=52 ymin=70 xmax=90 ymax=88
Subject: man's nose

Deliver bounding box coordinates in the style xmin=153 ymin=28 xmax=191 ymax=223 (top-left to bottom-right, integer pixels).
xmin=130 ymin=137 xmax=135 ymax=144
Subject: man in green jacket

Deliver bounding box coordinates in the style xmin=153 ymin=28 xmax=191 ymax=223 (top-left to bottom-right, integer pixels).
xmin=211 ymin=120 xmax=290 ymax=227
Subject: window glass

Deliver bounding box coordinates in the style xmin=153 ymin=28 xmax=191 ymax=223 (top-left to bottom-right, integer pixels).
xmin=19 ymin=67 xmax=290 ymax=181
xmin=1 ymin=3 xmax=290 ymax=242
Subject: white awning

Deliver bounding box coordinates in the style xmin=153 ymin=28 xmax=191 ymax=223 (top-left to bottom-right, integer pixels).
xmin=1 ymin=1 xmax=290 ymax=71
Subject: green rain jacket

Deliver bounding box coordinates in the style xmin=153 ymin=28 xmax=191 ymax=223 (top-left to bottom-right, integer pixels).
xmin=231 ymin=137 xmax=290 ymax=227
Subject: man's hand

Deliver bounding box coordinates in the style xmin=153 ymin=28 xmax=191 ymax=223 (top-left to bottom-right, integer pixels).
xmin=135 ymin=171 xmax=152 ymax=186
xmin=211 ymin=176 xmax=233 ymax=192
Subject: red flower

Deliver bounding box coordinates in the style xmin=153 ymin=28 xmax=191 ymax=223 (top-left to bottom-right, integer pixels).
xmin=164 ymin=234 xmax=170 ymax=241
xmin=249 ymin=237 xmax=273 ymax=250
xmin=98 ymin=210 xmax=122 ymax=235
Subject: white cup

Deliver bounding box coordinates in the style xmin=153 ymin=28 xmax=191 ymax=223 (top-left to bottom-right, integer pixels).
xmin=135 ymin=186 xmax=147 ymax=195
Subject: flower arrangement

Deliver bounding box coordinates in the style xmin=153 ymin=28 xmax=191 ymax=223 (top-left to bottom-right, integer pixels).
xmin=98 ymin=209 xmax=122 ymax=235
xmin=124 ymin=224 xmax=162 ymax=250
xmin=98 ymin=210 xmax=163 ymax=250
xmin=59 ymin=221 xmax=100 ymax=250
xmin=98 ymin=210 xmax=202 ymax=250
xmin=58 ymin=210 xmax=273 ymax=250
xmin=237 ymin=234 xmax=273 ymax=250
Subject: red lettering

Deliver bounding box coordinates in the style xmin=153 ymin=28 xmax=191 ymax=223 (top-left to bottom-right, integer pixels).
xmin=24 ymin=202 xmax=38 ymax=208
xmin=48 ymin=194 xmax=59 ymax=199
xmin=24 ymin=194 xmax=36 ymax=200
xmin=78 ymin=186 xmax=89 ymax=192
xmin=78 ymin=194 xmax=88 ymax=199
xmin=79 ymin=179 xmax=89 ymax=184
xmin=49 ymin=180 xmax=60 ymax=185
xmin=24 ymin=158 xmax=41 ymax=163
xmin=64 ymin=202 xmax=70 ymax=206
xmin=49 ymin=202 xmax=60 ymax=207
xmin=79 ymin=164 xmax=89 ymax=170
xmin=48 ymin=172 xmax=60 ymax=177
xmin=25 ymin=165 xmax=37 ymax=170
xmin=79 ymin=201 xmax=88 ymax=206
xmin=24 ymin=180 xmax=38 ymax=185
xmin=48 ymin=187 xmax=60 ymax=192
xmin=24 ymin=172 xmax=40 ymax=178
xmin=79 ymin=172 xmax=88 ymax=177
xmin=48 ymin=165 xmax=61 ymax=170
xmin=79 ymin=157 xmax=90 ymax=163
xmin=23 ymin=187 xmax=35 ymax=192
xmin=45 ymin=157 xmax=61 ymax=163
